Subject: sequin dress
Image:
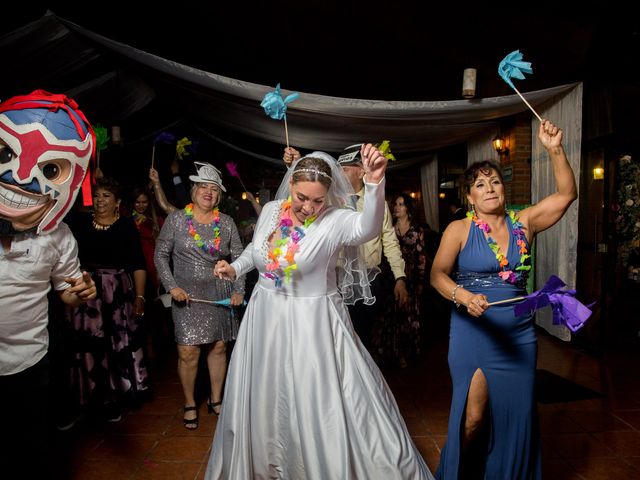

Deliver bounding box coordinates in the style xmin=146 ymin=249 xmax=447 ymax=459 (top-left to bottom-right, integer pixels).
xmin=206 ymin=179 xmax=433 ymax=480
xmin=154 ymin=209 xmax=245 ymax=345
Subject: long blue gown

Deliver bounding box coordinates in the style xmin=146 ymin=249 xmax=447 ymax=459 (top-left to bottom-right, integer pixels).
xmin=436 ymin=216 xmax=541 ymax=480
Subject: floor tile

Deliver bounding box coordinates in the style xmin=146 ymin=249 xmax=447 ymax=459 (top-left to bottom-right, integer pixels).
xmin=54 ymin=328 xmax=640 ymax=480
xmin=569 ymin=456 xmax=640 ymax=480
xmin=148 ymin=435 xmax=212 ymax=463
xmin=133 ymin=460 xmax=202 ymax=479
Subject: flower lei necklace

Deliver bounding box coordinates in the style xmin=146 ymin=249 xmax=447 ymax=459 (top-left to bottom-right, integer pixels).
xmin=132 ymin=210 xmax=146 ymax=226
xmin=184 ymin=203 xmax=221 ymax=255
xmin=264 ymin=196 xmax=317 ymax=287
xmin=467 ymin=210 xmax=531 ymax=284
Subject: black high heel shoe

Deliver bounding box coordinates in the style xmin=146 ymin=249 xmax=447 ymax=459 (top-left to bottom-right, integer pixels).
xmin=207 ymin=399 xmax=222 ymax=416
xmin=183 ymin=405 xmax=199 ymax=430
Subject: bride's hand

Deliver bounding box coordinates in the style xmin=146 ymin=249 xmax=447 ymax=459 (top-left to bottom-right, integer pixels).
xmin=214 ymin=260 xmax=237 ymax=281
xmin=360 ymin=143 xmax=387 ymax=184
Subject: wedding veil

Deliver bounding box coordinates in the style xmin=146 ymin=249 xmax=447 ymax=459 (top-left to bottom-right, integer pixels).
xmin=274 ymin=151 xmax=378 ymax=305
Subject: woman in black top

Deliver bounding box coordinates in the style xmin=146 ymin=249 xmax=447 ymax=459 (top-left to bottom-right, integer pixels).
xmin=66 ymin=178 xmax=148 ymax=422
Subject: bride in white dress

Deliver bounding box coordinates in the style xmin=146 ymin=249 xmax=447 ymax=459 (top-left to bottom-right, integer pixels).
xmin=207 ymin=144 xmax=433 ymax=479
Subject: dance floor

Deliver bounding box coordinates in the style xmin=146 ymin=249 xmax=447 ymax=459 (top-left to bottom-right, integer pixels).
xmin=51 ymin=327 xmax=640 ymax=479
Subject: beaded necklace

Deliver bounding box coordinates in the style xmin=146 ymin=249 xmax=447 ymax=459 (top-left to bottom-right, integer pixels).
xmin=184 ymin=203 xmax=221 ymax=255
xmin=264 ymin=197 xmax=316 ymax=287
xmin=467 ymin=210 xmax=531 ymax=284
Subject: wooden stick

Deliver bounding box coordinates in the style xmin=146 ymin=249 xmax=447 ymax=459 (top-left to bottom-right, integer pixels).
xmin=189 ymin=297 xmax=220 ymax=305
xmin=237 ymin=176 xmax=249 ymax=194
xmin=284 ymin=116 xmax=290 ymax=148
xmin=513 ymin=86 xmax=543 ymax=122
xmin=151 ymin=143 xmax=156 ymax=169
xmin=488 ymin=296 xmax=525 ymax=306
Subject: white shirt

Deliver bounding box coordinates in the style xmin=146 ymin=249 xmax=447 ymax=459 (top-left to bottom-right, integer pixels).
xmin=355 ymin=188 xmax=406 ymax=280
xmin=0 ymin=223 xmax=81 ymax=375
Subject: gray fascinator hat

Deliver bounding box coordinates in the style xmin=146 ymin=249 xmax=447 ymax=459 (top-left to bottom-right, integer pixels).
xmin=188 ymin=162 xmax=226 ymax=192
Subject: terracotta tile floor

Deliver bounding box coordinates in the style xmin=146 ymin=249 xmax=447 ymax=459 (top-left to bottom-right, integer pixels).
xmin=52 ymin=328 xmax=640 ymax=479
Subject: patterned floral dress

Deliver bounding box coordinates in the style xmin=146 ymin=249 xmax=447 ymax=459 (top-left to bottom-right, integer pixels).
xmin=66 ymin=213 xmax=149 ymax=408
xmin=374 ymin=223 xmax=427 ymax=366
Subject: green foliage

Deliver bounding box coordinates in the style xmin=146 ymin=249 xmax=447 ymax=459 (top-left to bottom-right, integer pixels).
xmin=615 ymin=155 xmax=640 ymax=267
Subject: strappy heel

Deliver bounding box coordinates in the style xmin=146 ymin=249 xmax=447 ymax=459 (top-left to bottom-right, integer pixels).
xmin=183 ymin=405 xmax=199 ymax=429
xmin=207 ymin=399 xmax=222 ymax=416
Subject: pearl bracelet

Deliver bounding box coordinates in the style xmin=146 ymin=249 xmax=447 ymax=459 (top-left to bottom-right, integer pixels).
xmin=452 ymin=285 xmax=463 ymax=308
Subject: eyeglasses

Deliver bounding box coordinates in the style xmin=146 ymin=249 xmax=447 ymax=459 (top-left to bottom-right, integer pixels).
xmin=197 ymin=184 xmax=220 ymax=192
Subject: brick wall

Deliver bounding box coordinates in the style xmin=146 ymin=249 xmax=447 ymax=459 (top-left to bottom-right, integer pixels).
xmin=500 ymin=113 xmax=532 ymax=206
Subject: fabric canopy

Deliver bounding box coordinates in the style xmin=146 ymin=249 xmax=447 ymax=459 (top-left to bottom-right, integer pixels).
xmin=1 ymin=12 xmax=579 ymax=166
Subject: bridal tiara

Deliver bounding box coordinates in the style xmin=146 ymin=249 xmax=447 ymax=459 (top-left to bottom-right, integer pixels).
xmin=293 ymin=168 xmax=332 ymax=180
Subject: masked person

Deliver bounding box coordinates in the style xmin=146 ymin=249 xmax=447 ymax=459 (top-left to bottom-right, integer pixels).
xmin=0 ymin=90 xmax=97 ymax=476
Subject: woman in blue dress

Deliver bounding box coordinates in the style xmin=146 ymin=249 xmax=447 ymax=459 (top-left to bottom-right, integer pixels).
xmin=431 ymin=120 xmax=577 ymax=479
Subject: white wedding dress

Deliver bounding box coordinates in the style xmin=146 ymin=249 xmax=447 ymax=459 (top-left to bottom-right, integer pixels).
xmin=206 ymin=179 xmax=433 ymax=479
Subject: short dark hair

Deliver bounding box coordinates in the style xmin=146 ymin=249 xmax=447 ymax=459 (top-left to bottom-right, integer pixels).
xmin=94 ymin=177 xmax=121 ymax=199
xmin=463 ymin=160 xmax=503 ymax=193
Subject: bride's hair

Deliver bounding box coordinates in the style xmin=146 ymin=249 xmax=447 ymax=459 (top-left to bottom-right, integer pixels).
xmin=291 ymin=157 xmax=333 ymax=189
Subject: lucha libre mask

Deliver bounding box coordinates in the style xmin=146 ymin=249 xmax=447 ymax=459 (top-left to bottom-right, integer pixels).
xmin=0 ymin=90 xmax=95 ymax=235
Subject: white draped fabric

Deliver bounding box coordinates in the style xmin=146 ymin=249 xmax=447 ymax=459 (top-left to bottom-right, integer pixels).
xmin=1 ymin=13 xmax=582 ymax=169
xmin=45 ymin=14 xmax=577 ymax=156
xmin=467 ymin=128 xmax=500 ymax=166
xmin=420 ymin=156 xmax=439 ymax=231
xmin=531 ymin=83 xmax=583 ymax=340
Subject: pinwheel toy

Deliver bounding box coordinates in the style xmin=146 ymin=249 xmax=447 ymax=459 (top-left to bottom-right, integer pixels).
xmin=498 ymin=50 xmax=543 ymax=122
xmin=176 ymin=137 xmax=193 ymax=161
xmin=189 ymin=296 xmax=247 ymax=307
xmin=488 ymin=275 xmax=593 ymax=332
xmin=151 ymin=131 xmax=176 ymax=169
xmin=376 ymin=140 xmax=396 ymax=161
xmin=226 ymin=162 xmax=249 ymax=193
xmin=260 ymin=83 xmax=300 ymax=148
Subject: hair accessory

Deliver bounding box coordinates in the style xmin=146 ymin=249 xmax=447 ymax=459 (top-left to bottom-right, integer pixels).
xmin=293 ymin=168 xmax=332 ymax=181
xmin=184 ymin=204 xmax=221 ymax=255
xmin=467 ymin=210 xmax=531 ymax=284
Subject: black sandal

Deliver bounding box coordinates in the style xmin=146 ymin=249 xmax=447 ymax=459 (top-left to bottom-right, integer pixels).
xmin=207 ymin=399 xmax=223 ymax=416
xmin=183 ymin=405 xmax=199 ymax=429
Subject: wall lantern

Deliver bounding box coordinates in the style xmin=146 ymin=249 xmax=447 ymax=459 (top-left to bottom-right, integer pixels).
xmin=492 ymin=134 xmax=509 ymax=158
xmin=592 ymin=166 xmax=604 ymax=180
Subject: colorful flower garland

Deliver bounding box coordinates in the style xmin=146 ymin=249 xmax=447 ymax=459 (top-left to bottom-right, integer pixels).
xmin=132 ymin=210 xmax=146 ymax=226
xmin=467 ymin=210 xmax=531 ymax=284
xmin=184 ymin=203 xmax=221 ymax=255
xmin=264 ymin=197 xmax=316 ymax=287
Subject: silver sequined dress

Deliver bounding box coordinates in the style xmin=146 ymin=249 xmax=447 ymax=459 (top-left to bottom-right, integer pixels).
xmin=154 ymin=209 xmax=245 ymax=345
